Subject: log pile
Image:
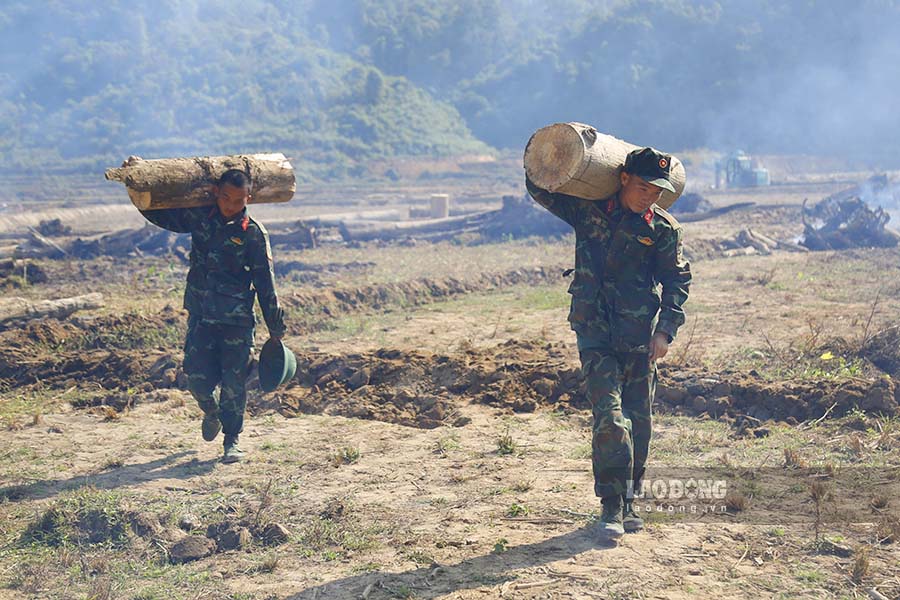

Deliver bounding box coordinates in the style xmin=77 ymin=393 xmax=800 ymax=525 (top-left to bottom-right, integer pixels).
xmin=13 ymin=228 xmax=68 ymax=259
xmin=330 ymin=194 xmax=569 ymax=244
xmin=801 ymin=176 xmax=900 ymax=250
xmin=684 ymin=228 xmax=808 ymax=261
xmin=69 ymin=225 xmax=190 ymax=260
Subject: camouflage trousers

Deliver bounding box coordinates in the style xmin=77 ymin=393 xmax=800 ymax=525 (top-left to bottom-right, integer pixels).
xmin=183 ymin=316 xmax=254 ymax=436
xmin=579 ymin=348 xmax=656 ymax=500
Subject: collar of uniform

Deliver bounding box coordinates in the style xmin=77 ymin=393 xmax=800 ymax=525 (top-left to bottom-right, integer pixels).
xmin=216 ymin=207 xmax=249 ymax=228
xmin=605 ymin=193 xmax=624 ymax=218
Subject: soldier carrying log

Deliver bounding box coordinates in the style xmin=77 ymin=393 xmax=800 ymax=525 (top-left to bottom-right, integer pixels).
xmin=526 ymin=147 xmax=692 ymax=540
xmin=137 ymin=168 xmax=287 ymax=463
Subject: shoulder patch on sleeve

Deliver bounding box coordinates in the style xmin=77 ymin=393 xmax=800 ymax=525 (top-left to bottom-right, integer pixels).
xmin=653 ymin=206 xmax=682 ymax=229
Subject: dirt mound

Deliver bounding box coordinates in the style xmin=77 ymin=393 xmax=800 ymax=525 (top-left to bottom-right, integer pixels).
xmin=862 ymin=326 xmax=900 ymax=376
xmin=275 ymin=340 xmax=582 ymax=422
xmin=263 ymin=341 xmax=898 ymax=428
xmin=0 ymin=307 xmax=186 ymax=390
xmin=658 ymin=366 xmax=897 ymax=423
xmin=6 ymin=312 xmax=897 ymax=430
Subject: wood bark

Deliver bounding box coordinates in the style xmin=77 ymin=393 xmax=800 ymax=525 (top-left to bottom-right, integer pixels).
xmin=0 ymin=292 xmax=105 ymax=326
xmin=105 ymin=153 xmax=296 ymax=211
xmin=524 ymin=122 xmax=686 ymax=209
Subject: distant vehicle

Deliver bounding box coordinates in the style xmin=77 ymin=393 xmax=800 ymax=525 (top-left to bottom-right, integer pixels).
xmin=715 ymin=151 xmax=770 ymax=188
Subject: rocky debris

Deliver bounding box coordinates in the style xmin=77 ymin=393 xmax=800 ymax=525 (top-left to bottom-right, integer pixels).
xmin=169 ymin=536 xmax=216 ymax=564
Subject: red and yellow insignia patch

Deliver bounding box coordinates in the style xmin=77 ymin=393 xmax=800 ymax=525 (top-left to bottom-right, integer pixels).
xmin=229 ymin=236 xmax=243 ymax=245
xmin=636 ymin=236 xmax=654 ymax=246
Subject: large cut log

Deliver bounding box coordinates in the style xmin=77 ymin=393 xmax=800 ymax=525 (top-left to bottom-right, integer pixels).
xmin=0 ymin=292 xmax=105 ymax=326
xmin=339 ymin=211 xmax=494 ymax=242
xmin=105 ymin=154 xmax=296 ymax=211
xmin=524 ymin=122 xmax=685 ymax=209
xmin=307 ymin=209 xmax=408 ymax=227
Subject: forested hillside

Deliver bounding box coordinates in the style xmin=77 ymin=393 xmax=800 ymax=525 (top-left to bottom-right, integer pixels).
xmin=2 ymin=0 xmax=899 ymax=180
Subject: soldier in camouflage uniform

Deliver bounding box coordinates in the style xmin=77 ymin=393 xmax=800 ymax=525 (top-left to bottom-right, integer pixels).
xmin=526 ymin=148 xmax=691 ymax=540
xmin=140 ymin=169 xmax=286 ymax=463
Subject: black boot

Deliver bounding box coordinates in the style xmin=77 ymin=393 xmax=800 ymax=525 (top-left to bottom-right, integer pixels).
xmin=222 ymin=434 xmax=245 ymax=463
xmin=201 ymin=409 xmax=221 ymax=442
xmin=598 ymin=495 xmax=624 ymax=540
xmin=623 ymin=496 xmax=644 ymax=532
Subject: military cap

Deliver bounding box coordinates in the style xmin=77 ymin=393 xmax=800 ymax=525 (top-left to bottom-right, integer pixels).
xmin=624 ymin=147 xmax=676 ymax=193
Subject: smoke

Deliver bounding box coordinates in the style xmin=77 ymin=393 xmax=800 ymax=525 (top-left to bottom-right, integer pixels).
xmin=858 ymin=176 xmax=900 ymax=227
xmin=2 ymin=0 xmax=900 ymax=175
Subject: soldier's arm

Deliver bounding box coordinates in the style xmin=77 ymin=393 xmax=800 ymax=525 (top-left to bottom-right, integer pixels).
xmin=654 ymin=226 xmax=692 ymax=342
xmin=139 ymin=207 xmax=207 ymax=233
xmin=250 ymin=226 xmax=287 ymax=339
xmin=525 ymin=176 xmax=586 ymax=228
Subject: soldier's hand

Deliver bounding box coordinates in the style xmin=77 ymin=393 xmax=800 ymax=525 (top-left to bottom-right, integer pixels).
xmin=649 ymin=332 xmax=669 ymax=363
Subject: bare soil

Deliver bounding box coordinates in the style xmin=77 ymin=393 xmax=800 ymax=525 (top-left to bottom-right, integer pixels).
xmin=1 ymin=173 xmax=900 ymax=599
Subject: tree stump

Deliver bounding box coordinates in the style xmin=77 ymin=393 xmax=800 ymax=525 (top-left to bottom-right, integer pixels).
xmin=524 ymin=122 xmax=686 ymax=209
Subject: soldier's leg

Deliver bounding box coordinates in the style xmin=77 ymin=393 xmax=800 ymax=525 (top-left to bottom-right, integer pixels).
xmin=621 ymin=353 xmax=656 ymax=497
xmin=580 ymin=349 xmax=633 ymax=499
xmin=183 ymin=317 xmax=221 ymax=414
xmin=218 ymin=325 xmax=254 ymax=437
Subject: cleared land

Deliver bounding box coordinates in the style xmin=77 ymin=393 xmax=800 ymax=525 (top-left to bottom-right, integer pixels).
xmin=1 ymin=164 xmax=899 ymax=599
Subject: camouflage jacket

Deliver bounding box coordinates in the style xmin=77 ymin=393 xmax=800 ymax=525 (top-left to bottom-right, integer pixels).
xmin=140 ymin=206 xmax=286 ymax=337
xmin=526 ymin=178 xmax=691 ymax=353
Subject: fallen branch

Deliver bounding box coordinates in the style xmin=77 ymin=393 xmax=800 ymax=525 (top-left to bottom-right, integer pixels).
xmin=0 ymin=292 xmax=105 ymax=326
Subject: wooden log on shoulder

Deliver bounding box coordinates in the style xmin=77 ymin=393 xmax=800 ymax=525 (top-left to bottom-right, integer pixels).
xmin=0 ymin=292 xmax=105 ymax=326
xmin=524 ymin=122 xmax=685 ymax=209
xmin=105 ymin=153 xmax=296 ymax=211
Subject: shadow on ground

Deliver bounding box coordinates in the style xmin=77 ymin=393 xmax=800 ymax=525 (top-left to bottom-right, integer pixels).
xmin=0 ymin=451 xmax=217 ymax=502
xmin=287 ymin=526 xmax=614 ymax=599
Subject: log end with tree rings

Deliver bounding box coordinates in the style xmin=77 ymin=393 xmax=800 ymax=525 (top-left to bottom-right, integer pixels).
xmin=524 ymin=123 xmax=590 ymax=194
xmin=105 ymin=153 xmax=296 ymax=211
xmin=524 ymin=122 xmax=686 ymax=209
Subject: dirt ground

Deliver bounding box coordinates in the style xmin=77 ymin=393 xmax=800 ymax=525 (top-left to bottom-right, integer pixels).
xmin=1 ymin=168 xmax=900 ymax=599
